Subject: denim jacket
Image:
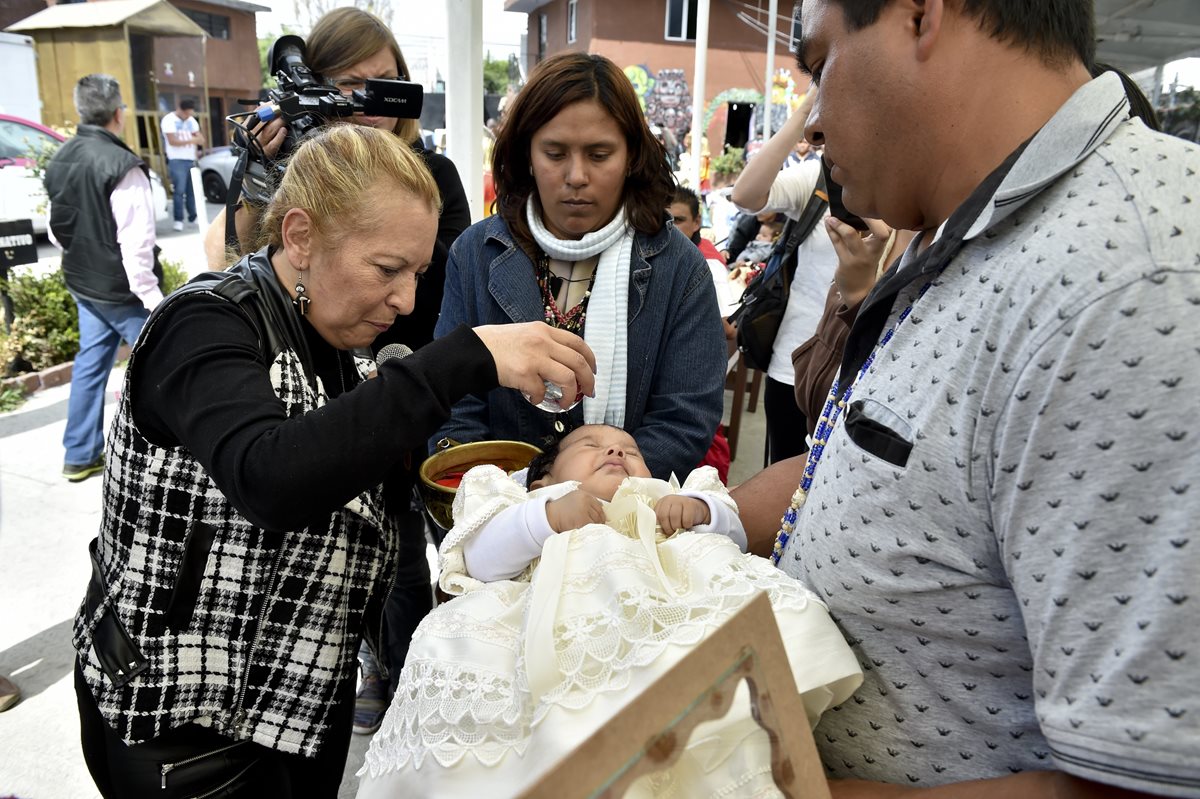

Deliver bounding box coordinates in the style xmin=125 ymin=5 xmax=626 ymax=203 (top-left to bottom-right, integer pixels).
xmin=433 ymin=214 xmax=727 ymax=480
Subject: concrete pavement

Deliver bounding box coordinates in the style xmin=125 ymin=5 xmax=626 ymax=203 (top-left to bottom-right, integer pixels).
xmin=0 ymin=355 xmax=374 ymax=799
xmin=0 ymin=209 xmax=377 ymax=797
xmin=0 ymin=211 xmax=768 ymax=798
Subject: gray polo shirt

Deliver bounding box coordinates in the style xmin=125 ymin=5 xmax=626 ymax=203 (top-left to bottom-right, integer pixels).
xmin=780 ymin=72 xmax=1200 ymax=795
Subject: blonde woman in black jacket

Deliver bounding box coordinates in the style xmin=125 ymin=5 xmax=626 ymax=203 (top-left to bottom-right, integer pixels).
xmin=74 ymin=124 xmax=595 ymax=799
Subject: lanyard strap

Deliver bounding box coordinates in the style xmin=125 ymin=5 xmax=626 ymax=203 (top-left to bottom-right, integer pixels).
xmin=772 ymin=143 xmax=1028 ymax=567
xmin=838 ymin=143 xmax=1028 ymax=389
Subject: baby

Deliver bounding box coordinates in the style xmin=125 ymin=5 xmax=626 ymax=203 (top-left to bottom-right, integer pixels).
xmin=358 ymin=425 xmax=860 ymax=799
xmin=461 ymin=424 xmax=746 ymax=584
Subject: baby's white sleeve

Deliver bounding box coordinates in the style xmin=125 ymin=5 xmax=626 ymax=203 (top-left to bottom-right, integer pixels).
xmin=678 ymin=490 xmax=748 ymax=553
xmin=463 ymin=496 xmax=557 ymax=582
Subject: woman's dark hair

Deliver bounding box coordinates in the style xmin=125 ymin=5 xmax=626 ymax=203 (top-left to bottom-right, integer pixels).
xmin=525 ymin=439 xmax=563 ymax=489
xmin=1093 ymin=62 xmax=1162 ymax=132
xmin=818 ymin=0 xmax=1095 ymax=70
xmin=491 ymin=52 xmax=674 ymax=256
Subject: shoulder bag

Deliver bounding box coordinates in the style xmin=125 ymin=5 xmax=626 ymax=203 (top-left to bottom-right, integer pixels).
xmin=729 ymin=183 xmax=829 ymax=371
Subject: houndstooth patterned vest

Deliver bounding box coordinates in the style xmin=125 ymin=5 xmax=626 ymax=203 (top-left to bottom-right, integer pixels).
xmin=72 ymin=252 xmax=400 ymax=757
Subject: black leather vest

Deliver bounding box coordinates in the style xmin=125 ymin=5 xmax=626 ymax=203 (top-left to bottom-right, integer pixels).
xmin=44 ymin=125 xmax=163 ymax=305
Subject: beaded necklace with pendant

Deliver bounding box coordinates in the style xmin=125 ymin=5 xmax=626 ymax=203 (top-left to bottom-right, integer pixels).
xmin=771 ymin=277 xmax=940 ymax=566
xmin=536 ymin=253 xmax=598 ymax=335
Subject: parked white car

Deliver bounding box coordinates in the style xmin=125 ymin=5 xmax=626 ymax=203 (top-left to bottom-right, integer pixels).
xmin=197 ymin=145 xmax=238 ymax=204
xmin=0 ymin=113 xmax=170 ymax=233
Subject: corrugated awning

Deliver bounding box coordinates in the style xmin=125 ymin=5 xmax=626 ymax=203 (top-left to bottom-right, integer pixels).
xmin=7 ymin=0 xmax=207 ymax=37
xmin=504 ymin=0 xmax=552 ymax=13
xmin=1085 ymin=0 xmax=1197 ymax=72
xmin=191 ymin=0 xmax=270 ymax=14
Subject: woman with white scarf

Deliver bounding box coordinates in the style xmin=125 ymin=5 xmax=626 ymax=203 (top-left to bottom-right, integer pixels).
xmin=430 ymin=52 xmax=727 ymax=481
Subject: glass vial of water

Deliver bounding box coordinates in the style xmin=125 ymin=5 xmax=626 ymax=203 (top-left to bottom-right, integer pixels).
xmin=524 ymin=380 xmax=581 ymax=414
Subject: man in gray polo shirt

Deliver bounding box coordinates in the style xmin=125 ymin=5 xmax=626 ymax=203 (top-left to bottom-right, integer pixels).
xmin=734 ymin=1 xmax=1199 ymax=796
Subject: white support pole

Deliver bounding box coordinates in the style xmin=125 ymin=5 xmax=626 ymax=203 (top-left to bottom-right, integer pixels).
xmin=690 ymin=0 xmax=710 ymax=189
xmin=190 ymin=166 xmax=208 ymax=239
xmin=446 ymin=0 xmax=484 ymax=221
xmin=1152 ymin=63 xmax=1164 ymax=108
xmin=762 ymin=0 xmax=778 ymax=141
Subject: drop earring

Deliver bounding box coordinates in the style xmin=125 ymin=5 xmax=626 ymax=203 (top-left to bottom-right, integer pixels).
xmin=294 ymin=270 xmax=310 ymax=316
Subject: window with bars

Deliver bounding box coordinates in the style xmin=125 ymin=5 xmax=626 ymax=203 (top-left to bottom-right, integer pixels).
xmin=664 ymin=0 xmax=698 ymax=41
xmin=567 ymin=0 xmax=577 ymax=43
xmin=181 ymin=9 xmax=231 ymax=40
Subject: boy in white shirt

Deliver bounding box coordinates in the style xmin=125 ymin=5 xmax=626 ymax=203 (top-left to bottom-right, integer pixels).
xmin=159 ymin=98 xmax=203 ymax=231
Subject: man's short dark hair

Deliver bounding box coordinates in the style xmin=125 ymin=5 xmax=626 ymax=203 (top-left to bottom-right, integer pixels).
xmin=821 ymin=0 xmax=1094 ymax=69
xmin=672 ymin=186 xmax=701 ymax=220
xmin=179 ymin=98 xmax=197 ymax=111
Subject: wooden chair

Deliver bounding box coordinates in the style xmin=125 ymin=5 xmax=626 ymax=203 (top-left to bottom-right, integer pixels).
xmin=516 ymin=592 xmax=830 ymax=799
xmin=724 ymin=352 xmax=765 ymax=461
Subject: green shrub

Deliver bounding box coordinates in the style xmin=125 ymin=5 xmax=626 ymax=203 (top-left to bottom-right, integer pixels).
xmin=0 ymin=256 xmax=188 ymax=376
xmin=710 ymin=146 xmax=745 ymax=182
xmin=0 ymin=267 xmax=78 ymax=372
xmin=0 ymin=386 xmax=25 ymax=412
xmin=161 ymin=256 xmax=189 ymax=295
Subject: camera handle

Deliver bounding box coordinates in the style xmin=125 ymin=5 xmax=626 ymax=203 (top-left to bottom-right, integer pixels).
xmin=223 ymin=147 xmax=251 ymax=252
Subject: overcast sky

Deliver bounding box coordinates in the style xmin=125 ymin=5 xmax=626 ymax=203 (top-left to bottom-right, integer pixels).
xmin=256 ymin=2 xmax=529 ymax=56
xmin=1159 ymin=57 xmax=1200 ymax=92
xmin=255 ymin=0 xmax=529 ymax=87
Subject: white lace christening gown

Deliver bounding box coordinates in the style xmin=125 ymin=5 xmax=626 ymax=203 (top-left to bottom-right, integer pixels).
xmin=357 ymin=466 xmax=862 ymax=798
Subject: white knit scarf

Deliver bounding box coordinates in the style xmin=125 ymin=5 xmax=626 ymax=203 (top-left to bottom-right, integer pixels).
xmin=526 ymin=200 xmax=633 ymax=427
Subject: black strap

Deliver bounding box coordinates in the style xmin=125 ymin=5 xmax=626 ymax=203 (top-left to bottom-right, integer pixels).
xmin=86 ymin=538 xmax=149 ymax=688
xmin=838 ymin=140 xmax=1030 ymax=387
xmin=169 ymin=253 xmax=319 ymax=394
xmin=224 ymin=148 xmax=251 ymax=252
xmin=774 ymin=177 xmax=830 ymax=284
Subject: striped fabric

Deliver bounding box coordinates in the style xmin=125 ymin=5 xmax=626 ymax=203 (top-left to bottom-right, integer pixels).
xmin=526 ymin=203 xmax=633 ymax=427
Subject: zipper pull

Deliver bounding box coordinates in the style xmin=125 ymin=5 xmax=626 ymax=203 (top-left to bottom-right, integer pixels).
xmin=161 ymin=762 xmax=174 ymax=789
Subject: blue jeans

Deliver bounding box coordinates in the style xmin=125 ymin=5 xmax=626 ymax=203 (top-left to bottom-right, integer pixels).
xmin=63 ymin=298 xmax=149 ymax=466
xmin=167 ymin=158 xmax=197 ymax=223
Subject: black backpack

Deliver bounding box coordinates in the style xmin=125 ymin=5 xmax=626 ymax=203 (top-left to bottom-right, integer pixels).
xmin=729 ymin=182 xmax=829 ymax=371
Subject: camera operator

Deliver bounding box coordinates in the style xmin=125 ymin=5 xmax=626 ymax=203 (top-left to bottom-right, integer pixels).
xmin=205 ymin=9 xmax=468 ymax=355
xmin=203 ymin=7 xmax=471 ymax=739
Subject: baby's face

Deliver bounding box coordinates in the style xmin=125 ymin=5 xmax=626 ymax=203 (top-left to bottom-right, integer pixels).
xmin=544 ymin=426 xmax=651 ymax=501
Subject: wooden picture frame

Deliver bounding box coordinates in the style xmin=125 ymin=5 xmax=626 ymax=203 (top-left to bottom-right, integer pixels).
xmin=517 ymin=591 xmax=831 ymax=799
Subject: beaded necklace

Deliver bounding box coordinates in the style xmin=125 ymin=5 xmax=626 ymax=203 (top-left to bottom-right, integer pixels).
xmin=771 ymin=277 xmax=938 ymax=566
xmin=536 ymin=253 xmax=598 ymax=335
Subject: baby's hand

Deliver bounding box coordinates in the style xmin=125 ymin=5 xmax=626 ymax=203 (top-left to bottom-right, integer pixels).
xmin=656 ymin=496 xmax=710 ymax=537
xmin=546 ymin=490 xmax=605 ymax=533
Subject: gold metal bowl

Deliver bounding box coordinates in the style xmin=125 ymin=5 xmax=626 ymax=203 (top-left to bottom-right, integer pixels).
xmin=418 ymin=440 xmax=543 ymax=530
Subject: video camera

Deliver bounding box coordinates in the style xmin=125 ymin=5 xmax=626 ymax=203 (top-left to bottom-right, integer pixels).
xmin=227 ymin=34 xmax=424 ymax=209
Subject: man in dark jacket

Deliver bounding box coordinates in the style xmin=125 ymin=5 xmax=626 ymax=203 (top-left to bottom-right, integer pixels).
xmin=45 ymin=74 xmax=162 ymax=482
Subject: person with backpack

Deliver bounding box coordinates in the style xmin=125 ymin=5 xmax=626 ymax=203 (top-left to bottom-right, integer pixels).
xmin=729 ymin=89 xmax=835 ymax=464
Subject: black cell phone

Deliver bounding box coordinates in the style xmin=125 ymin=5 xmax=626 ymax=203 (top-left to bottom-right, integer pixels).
xmin=820 ymin=155 xmax=869 ymax=232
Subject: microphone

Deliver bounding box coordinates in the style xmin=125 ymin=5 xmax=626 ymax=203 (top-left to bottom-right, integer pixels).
xmin=376 ymin=343 xmax=413 ymax=365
